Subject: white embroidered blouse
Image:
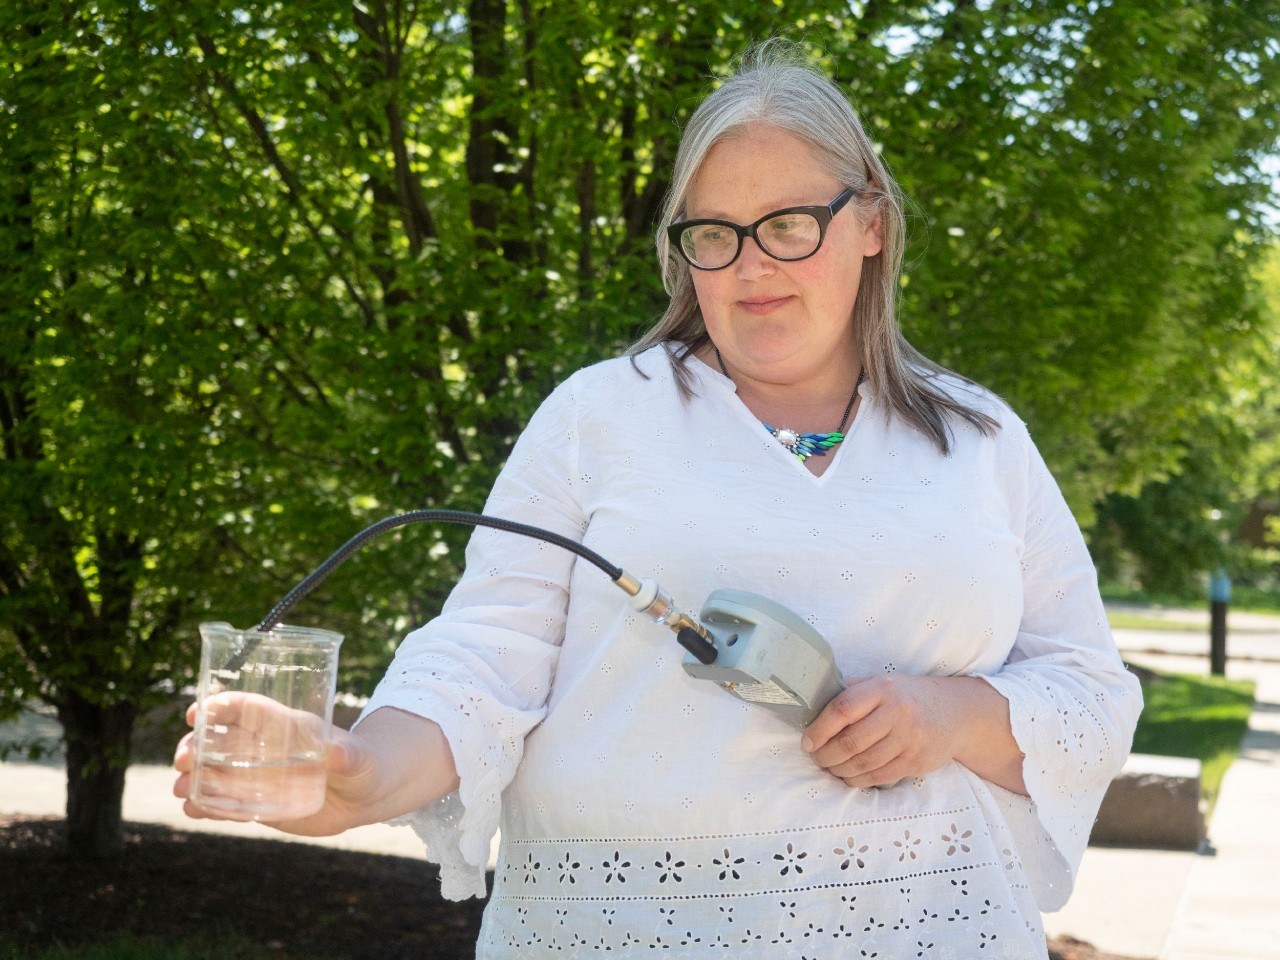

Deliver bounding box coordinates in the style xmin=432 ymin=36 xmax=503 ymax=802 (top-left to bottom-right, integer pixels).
xmin=359 ymin=347 xmax=1142 ymax=959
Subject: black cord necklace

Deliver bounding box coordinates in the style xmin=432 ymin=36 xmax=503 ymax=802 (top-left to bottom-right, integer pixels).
xmin=714 ymin=348 xmax=864 ymax=461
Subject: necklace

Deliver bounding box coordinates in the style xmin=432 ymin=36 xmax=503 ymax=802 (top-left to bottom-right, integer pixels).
xmin=714 ymin=348 xmax=864 ymax=461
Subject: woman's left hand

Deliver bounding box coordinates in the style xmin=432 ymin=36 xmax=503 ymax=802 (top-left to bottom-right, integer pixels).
xmin=801 ymin=675 xmax=1027 ymax=793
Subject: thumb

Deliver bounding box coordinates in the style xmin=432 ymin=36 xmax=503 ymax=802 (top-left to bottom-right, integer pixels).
xmin=327 ymin=735 xmax=358 ymax=776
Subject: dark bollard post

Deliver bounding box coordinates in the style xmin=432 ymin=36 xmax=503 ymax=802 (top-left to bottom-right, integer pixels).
xmin=1209 ymin=567 xmax=1230 ymax=676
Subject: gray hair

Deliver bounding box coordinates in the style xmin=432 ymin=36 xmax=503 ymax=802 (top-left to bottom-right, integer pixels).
xmin=629 ymin=42 xmax=996 ymax=454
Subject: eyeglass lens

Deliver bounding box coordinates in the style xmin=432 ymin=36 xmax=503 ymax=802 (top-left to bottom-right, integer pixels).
xmin=679 ymin=212 xmax=823 ymax=270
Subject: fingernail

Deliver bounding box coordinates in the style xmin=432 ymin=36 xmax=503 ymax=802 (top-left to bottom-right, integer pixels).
xmin=800 ymin=736 xmax=814 ymax=753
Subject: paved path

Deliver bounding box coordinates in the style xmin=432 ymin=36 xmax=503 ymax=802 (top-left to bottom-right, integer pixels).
xmin=1042 ymin=611 xmax=1280 ymax=960
xmin=4 ymin=605 xmax=1280 ymax=959
xmin=0 ymin=699 xmax=440 ymax=860
xmin=1163 ymin=653 xmax=1280 ymax=960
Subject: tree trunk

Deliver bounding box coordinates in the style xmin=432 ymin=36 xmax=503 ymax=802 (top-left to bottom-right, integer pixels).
xmin=466 ymin=0 xmax=527 ymax=262
xmin=57 ymin=693 xmax=138 ymax=858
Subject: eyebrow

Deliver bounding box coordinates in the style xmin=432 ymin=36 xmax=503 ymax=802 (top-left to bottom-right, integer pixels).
xmin=684 ymin=193 xmax=831 ymax=222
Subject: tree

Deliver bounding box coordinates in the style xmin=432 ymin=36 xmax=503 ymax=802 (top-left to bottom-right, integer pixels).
xmin=1092 ymin=241 xmax=1280 ymax=595
xmin=3 ymin=0 xmax=1278 ymax=858
xmin=0 ymin=0 xmax=798 ymax=857
xmin=855 ymin=0 xmax=1280 ymax=521
xmin=1 ymin=2 xmax=345 ymax=855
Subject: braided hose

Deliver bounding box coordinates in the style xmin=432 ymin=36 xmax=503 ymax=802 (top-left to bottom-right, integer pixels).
xmin=256 ymin=509 xmax=624 ymax=631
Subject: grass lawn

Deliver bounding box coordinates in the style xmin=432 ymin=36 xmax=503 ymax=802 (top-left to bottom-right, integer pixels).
xmin=1130 ymin=668 xmax=1256 ymax=814
xmin=1102 ymin=582 xmax=1280 ymax=618
xmin=1106 ymin=610 xmax=1207 ymax=632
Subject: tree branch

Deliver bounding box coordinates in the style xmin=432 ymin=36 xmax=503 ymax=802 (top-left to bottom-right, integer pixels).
xmin=192 ymin=34 xmax=379 ymax=328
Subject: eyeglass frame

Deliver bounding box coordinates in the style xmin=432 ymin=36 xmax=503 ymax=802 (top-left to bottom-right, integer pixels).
xmin=666 ymin=187 xmax=857 ymax=271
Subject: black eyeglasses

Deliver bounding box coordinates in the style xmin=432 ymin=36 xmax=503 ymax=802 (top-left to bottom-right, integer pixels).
xmin=667 ymin=188 xmax=856 ymax=271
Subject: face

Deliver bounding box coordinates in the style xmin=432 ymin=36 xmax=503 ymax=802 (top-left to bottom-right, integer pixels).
xmin=683 ymin=123 xmax=882 ymax=390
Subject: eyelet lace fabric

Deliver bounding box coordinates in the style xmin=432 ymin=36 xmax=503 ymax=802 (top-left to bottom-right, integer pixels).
xmin=359 ymin=348 xmax=1141 ymax=958
xmin=478 ymin=779 xmax=1047 ymax=958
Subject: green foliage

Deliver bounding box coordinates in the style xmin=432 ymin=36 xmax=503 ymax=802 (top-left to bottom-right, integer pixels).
xmin=1221 ymin=584 xmax=1280 ymax=616
xmin=1094 ymin=240 xmax=1280 ymax=594
xmin=1131 ymin=669 xmax=1256 ymax=812
xmin=2 ymin=0 xmax=1279 ymax=846
xmin=877 ymin=1 xmax=1280 ymax=523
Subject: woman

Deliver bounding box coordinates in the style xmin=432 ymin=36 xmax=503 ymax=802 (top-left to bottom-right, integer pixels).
xmin=175 ymin=46 xmax=1141 ymax=959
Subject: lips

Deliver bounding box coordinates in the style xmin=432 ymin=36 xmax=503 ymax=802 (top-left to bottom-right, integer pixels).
xmin=737 ymin=295 xmax=794 ymax=315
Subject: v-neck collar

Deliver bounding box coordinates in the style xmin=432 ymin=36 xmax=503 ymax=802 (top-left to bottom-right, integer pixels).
xmin=690 ymin=354 xmax=870 ymax=485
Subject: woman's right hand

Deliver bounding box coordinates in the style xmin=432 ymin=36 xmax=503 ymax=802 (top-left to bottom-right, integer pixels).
xmin=173 ymin=694 xmax=382 ymax=836
xmin=173 ymin=698 xmax=460 ymax=837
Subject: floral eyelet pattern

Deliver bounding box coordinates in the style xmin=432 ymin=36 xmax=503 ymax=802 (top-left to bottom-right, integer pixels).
xmin=479 ymin=810 xmax=1045 ymax=957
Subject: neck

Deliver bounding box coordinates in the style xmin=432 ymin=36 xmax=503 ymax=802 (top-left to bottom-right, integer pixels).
xmin=712 ymin=347 xmax=862 ymax=434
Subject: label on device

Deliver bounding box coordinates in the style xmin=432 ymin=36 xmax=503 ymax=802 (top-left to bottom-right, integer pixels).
xmin=721 ymin=679 xmax=802 ymax=706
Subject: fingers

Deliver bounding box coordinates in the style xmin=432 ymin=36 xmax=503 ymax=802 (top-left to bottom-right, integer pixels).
xmin=181 ymin=799 xmax=208 ymax=819
xmin=173 ymin=731 xmax=196 ymax=773
xmin=822 ymin=732 xmax=900 ymax=781
xmin=187 ymin=693 xmax=331 ymax=759
xmin=180 ymin=796 xmax=243 ymax=822
xmin=840 ymin=763 xmax=910 ymax=790
xmin=176 ymin=694 xmax=337 ymax=824
xmin=174 ymin=774 xmax=231 ymax=821
xmin=193 ymin=691 xmax=307 ymax=732
xmin=807 ymin=709 xmax=894 ymax=770
xmin=801 ymin=676 xmax=944 ymax=788
xmin=802 ymin=677 xmax=890 ymax=763
xmin=199 ymin=691 xmax=284 ymax=735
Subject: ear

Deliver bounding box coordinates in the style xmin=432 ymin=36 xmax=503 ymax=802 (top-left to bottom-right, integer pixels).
xmin=862 ymin=207 xmax=884 ymax=257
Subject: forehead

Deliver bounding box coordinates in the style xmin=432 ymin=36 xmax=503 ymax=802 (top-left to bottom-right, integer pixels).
xmin=685 ymin=124 xmax=836 ymax=219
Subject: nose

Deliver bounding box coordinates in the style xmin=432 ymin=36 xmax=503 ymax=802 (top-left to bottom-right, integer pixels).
xmin=735 ymin=235 xmax=775 ymax=279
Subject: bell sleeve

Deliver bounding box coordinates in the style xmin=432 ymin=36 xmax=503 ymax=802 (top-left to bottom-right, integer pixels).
xmin=355 ymin=376 xmax=586 ymax=900
xmin=979 ymin=423 xmax=1144 ymax=912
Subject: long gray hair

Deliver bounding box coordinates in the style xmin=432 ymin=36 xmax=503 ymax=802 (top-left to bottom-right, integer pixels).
xmin=629 ymin=42 xmax=996 ymax=454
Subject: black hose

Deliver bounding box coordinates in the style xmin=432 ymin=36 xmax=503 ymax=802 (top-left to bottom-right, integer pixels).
xmin=256 ymin=509 xmax=623 ymax=632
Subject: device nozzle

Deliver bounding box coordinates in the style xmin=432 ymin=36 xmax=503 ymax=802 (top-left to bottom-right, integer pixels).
xmin=613 ymin=571 xmax=714 ymax=647
xmin=677 ymin=626 xmax=718 ymax=664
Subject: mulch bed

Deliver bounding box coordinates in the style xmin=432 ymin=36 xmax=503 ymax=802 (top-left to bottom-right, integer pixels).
xmin=0 ymin=815 xmax=1141 ymax=959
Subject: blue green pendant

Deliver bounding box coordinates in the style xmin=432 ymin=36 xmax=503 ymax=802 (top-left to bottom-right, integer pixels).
xmin=762 ymin=424 xmax=847 ymax=461
xmin=712 ymin=347 xmax=864 ymax=462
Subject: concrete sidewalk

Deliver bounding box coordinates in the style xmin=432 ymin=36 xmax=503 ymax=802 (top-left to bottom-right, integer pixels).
xmin=0 ymin=702 xmax=432 ymax=858
xmin=1042 ymin=615 xmax=1280 ymax=960
xmin=4 ymin=607 xmax=1280 ymax=959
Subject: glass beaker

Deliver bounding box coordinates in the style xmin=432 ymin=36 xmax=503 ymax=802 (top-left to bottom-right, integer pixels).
xmin=190 ymin=622 xmax=343 ymax=821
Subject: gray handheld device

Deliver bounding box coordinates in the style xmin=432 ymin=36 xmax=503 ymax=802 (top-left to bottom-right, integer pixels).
xmin=681 ymin=588 xmax=846 ymax=730
xmin=619 ymin=579 xmax=845 ymax=730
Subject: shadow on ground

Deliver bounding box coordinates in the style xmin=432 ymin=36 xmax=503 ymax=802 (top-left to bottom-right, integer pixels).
xmin=1 ymin=816 xmax=1143 ymax=960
